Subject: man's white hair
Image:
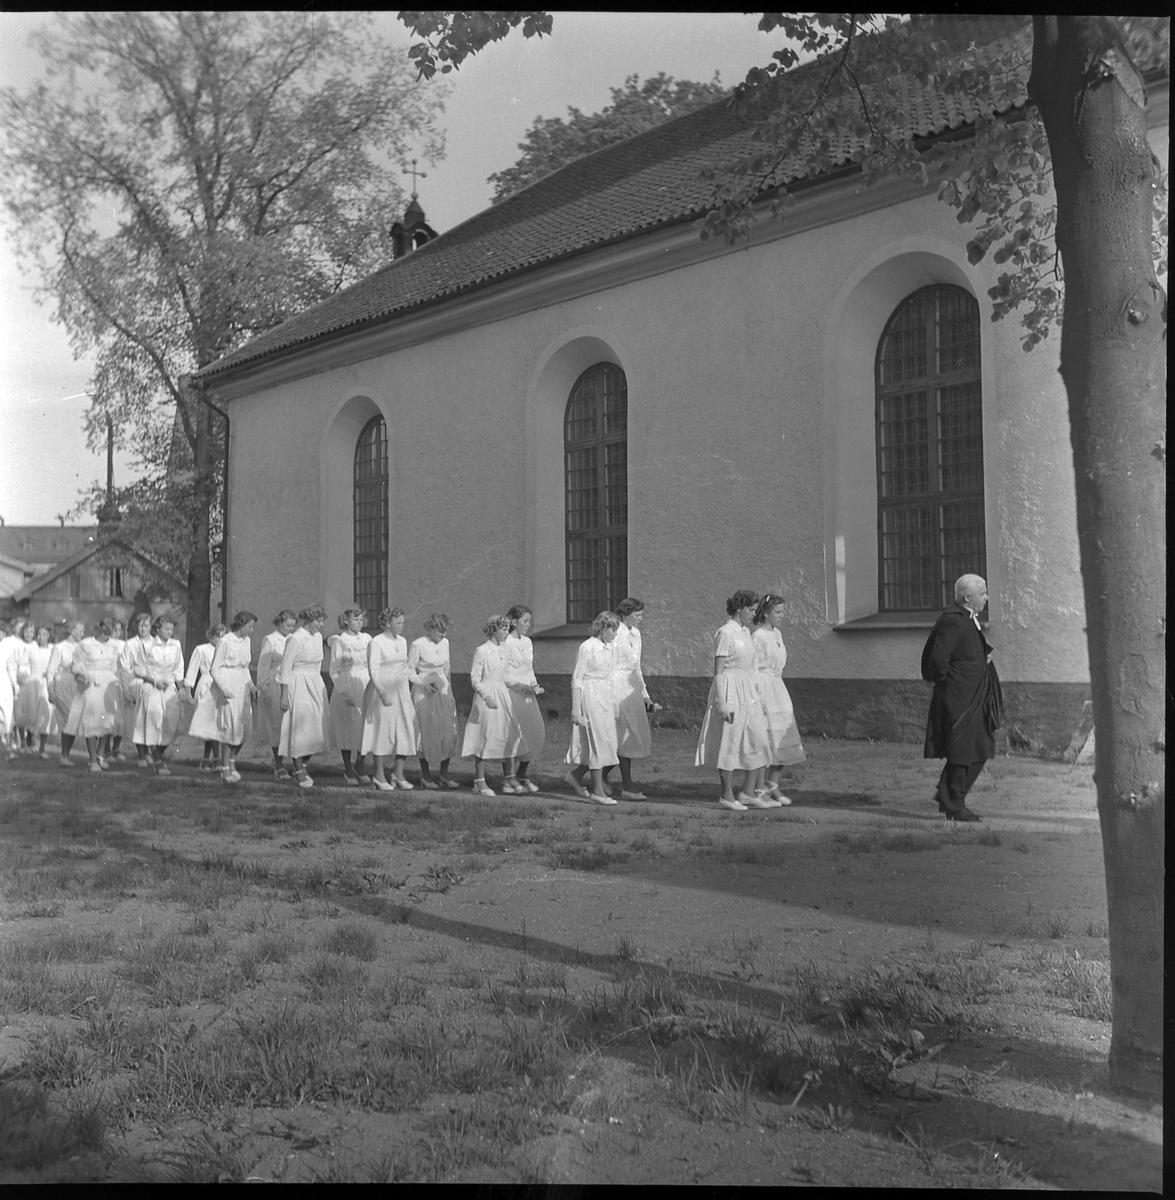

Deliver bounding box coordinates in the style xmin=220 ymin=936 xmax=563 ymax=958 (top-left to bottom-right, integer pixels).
xmin=954 ymin=573 xmax=987 ymax=602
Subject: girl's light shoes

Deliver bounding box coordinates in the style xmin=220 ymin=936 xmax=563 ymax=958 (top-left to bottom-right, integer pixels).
xmin=739 ymin=791 xmax=782 ymax=809
xmin=472 ymin=779 xmax=496 ymax=796
xmin=154 ymin=764 xmax=172 ymax=777
xmin=438 ymin=777 xmax=460 ymax=790
xmin=518 ymin=779 xmax=540 ymax=793
xmin=89 ymin=762 xmax=103 ymax=774
xmin=590 ymin=792 xmax=618 ymax=806
xmin=420 ymin=777 xmax=440 ymax=790
xmin=394 ymin=778 xmax=414 ymax=791
xmin=563 ymin=772 xmax=589 ymax=799
xmin=620 ymin=790 xmax=647 ymax=801
xmin=343 ymin=773 xmax=361 ymax=787
xmin=372 ymin=774 xmax=396 ymax=792
xmin=767 ymin=784 xmax=793 ymax=806
xmin=223 ymin=767 xmax=243 ymax=783
xmin=59 ymin=756 xmax=72 ymax=768
xmin=501 ymin=776 xmax=522 ymax=795
xmin=718 ymin=796 xmax=747 ymax=811
xmin=294 ymin=770 xmax=313 ymax=789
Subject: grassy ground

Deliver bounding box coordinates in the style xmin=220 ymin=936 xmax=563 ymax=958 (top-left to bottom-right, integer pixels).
xmin=0 ymin=725 xmax=1160 ymax=1186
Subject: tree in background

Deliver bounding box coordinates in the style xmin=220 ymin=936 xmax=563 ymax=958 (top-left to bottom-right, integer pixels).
xmin=0 ymin=12 xmax=446 ymax=654
xmin=399 ymin=12 xmax=1167 ymax=1098
xmin=488 ymin=72 xmax=728 ymax=202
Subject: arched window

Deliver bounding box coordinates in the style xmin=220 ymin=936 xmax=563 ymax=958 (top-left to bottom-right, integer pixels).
xmin=875 ymin=285 xmax=985 ymax=611
xmin=565 ymin=363 xmax=627 ymax=623
xmin=354 ymin=416 xmax=388 ymax=621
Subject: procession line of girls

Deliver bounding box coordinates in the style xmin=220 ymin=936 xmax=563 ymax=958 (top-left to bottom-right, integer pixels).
xmin=256 ymin=602 xmax=545 ymax=794
xmin=0 ymin=613 xmax=186 ymax=774
xmin=694 ymin=589 xmax=806 ymax=810
xmin=0 ymin=617 xmax=58 ymax=760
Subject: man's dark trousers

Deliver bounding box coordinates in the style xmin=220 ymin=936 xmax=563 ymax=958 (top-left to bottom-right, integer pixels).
xmin=936 ymin=761 xmax=985 ymax=815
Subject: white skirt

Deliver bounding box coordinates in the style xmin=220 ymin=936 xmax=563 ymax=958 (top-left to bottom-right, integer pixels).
xmin=461 ymin=682 xmax=522 ymax=760
xmin=279 ymin=669 xmax=328 ymax=758
xmin=329 ymin=669 xmax=369 ymax=752
xmin=694 ymin=668 xmax=769 ymax=772
xmin=565 ymin=678 xmax=619 ymax=769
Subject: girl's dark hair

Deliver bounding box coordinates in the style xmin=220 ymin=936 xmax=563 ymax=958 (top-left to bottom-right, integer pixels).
xmin=616 ymin=597 xmax=645 ymax=619
xmin=298 ymin=605 xmax=327 ymax=624
xmin=273 ymin=609 xmax=297 ymax=626
xmin=205 ymin=622 xmax=227 ymax=641
xmin=150 ymin=613 xmax=175 ymax=636
xmin=726 ymin=590 xmax=761 ymax=617
xmin=230 ymin=610 xmax=259 ymax=632
xmin=378 ymin=607 xmax=406 ymax=629
xmin=424 ymin=612 xmax=450 ymax=634
xmin=505 ymin=604 xmax=532 ymax=630
xmin=753 ymin=593 xmax=784 ymax=626
xmin=483 ymin=614 xmax=510 ymax=637
xmin=131 ymin=611 xmax=153 ymax=633
xmin=94 ymin=618 xmax=113 ymax=637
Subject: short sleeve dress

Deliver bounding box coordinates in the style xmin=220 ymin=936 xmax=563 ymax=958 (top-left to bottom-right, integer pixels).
xmin=565 ymin=636 xmax=620 ymax=770
xmin=409 ymin=635 xmax=459 ymax=763
xmin=253 ymin=630 xmax=288 ymax=747
xmin=15 ymin=642 xmax=55 ymax=736
xmin=119 ymin=635 xmax=151 ymax=719
xmin=461 ymin=640 xmax=520 ymax=760
xmin=65 ymin=637 xmax=123 ymax=738
xmin=107 ymin=638 xmax=130 ymax=738
xmin=752 ymin=625 xmax=806 ymax=767
xmin=328 ymin=630 xmax=372 ymax=753
xmin=0 ymin=635 xmax=18 ymax=741
xmin=694 ymin=619 xmax=769 ymax=771
xmin=130 ymin=636 xmax=185 ymax=746
xmin=278 ymin=627 xmax=329 ymax=758
xmin=188 ymin=630 xmax=253 ymax=746
xmin=47 ymin=638 xmax=80 ymax=729
xmin=360 ymin=632 xmax=418 ymax=757
xmin=612 ymin=622 xmax=652 ymax=759
xmin=503 ymin=633 xmax=546 ymax=763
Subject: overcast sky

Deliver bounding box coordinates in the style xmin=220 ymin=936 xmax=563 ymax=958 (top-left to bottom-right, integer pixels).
xmin=0 ymin=11 xmax=777 ymax=527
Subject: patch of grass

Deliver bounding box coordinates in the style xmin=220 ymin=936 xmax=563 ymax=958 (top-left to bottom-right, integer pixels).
xmin=303 ymin=952 xmax=368 ymax=1003
xmin=368 ymin=971 xmax=428 ymax=1011
xmin=0 ymin=1080 xmax=107 ymax=1170
xmin=1043 ymin=949 xmax=1112 ymax=1021
xmin=548 ymin=845 xmax=626 ymax=872
xmin=0 ymin=960 xmax=118 ymax=1017
xmin=1046 ymin=912 xmax=1071 ymax=939
xmin=3 ymin=927 xmax=117 ymax=963
xmin=322 ymin=920 xmax=380 ymax=961
xmin=975 ymin=827 xmax=1002 ymax=846
xmin=1084 ymin=919 xmax=1109 ymax=939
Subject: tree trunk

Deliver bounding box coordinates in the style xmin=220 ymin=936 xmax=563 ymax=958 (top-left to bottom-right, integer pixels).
xmin=1029 ymin=16 xmax=1165 ymax=1098
xmin=185 ymin=379 xmax=214 ymax=663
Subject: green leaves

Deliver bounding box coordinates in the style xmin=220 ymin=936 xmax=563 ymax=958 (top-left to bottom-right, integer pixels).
xmin=400 ymin=10 xmax=553 ymax=80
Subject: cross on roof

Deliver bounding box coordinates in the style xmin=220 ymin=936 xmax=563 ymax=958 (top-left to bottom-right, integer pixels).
xmin=405 ymin=158 xmax=427 ymax=198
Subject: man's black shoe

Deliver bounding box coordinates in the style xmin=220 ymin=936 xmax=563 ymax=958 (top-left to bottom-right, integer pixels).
xmin=946 ymin=808 xmax=982 ymax=822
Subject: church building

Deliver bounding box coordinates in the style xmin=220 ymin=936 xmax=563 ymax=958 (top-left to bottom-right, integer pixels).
xmin=198 ymin=17 xmax=1169 ymax=751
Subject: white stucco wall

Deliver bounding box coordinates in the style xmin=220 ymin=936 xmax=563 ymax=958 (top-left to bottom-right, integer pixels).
xmin=223 ymin=175 xmax=1115 ymax=687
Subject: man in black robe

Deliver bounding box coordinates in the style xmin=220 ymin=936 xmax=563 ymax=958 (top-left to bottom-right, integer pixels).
xmin=921 ymin=574 xmax=1003 ymax=822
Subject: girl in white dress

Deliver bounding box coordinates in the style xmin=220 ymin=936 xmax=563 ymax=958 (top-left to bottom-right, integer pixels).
xmin=0 ymin=621 xmax=19 ymax=758
xmin=130 ymin=615 xmax=185 ymax=775
xmin=409 ymin=613 xmax=460 ymax=789
xmin=107 ymin=619 xmax=128 ymax=762
xmin=461 ymin=615 xmax=519 ymax=796
xmin=119 ymin=613 xmax=154 ymax=768
xmin=255 ymin=609 xmax=297 ymax=778
xmin=65 ymin=619 xmax=123 ymax=773
xmin=328 ymin=607 xmax=372 ymax=785
xmin=181 ymin=623 xmax=225 ymax=771
xmin=752 ymin=593 xmax=806 ymax=805
xmin=279 ymin=605 xmax=329 ymax=788
xmin=602 ymin=597 xmax=662 ymax=800
xmin=565 ymin=611 xmax=621 ymax=805
xmin=360 ymin=607 xmax=419 ymax=791
xmin=695 ymin=590 xmax=774 ymax=810
xmin=502 ymin=605 xmax=545 ymax=794
xmin=49 ymin=619 xmax=86 ymax=764
xmin=190 ymin=610 xmax=256 ymax=781
xmin=11 ymin=620 xmax=36 ymax=752
xmin=15 ymin=625 xmax=56 ymax=757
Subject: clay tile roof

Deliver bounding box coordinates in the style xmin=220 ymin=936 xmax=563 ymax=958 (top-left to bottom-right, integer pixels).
xmin=200 ymin=15 xmax=1033 ymax=383
xmin=0 ymin=526 xmax=95 ymax=567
